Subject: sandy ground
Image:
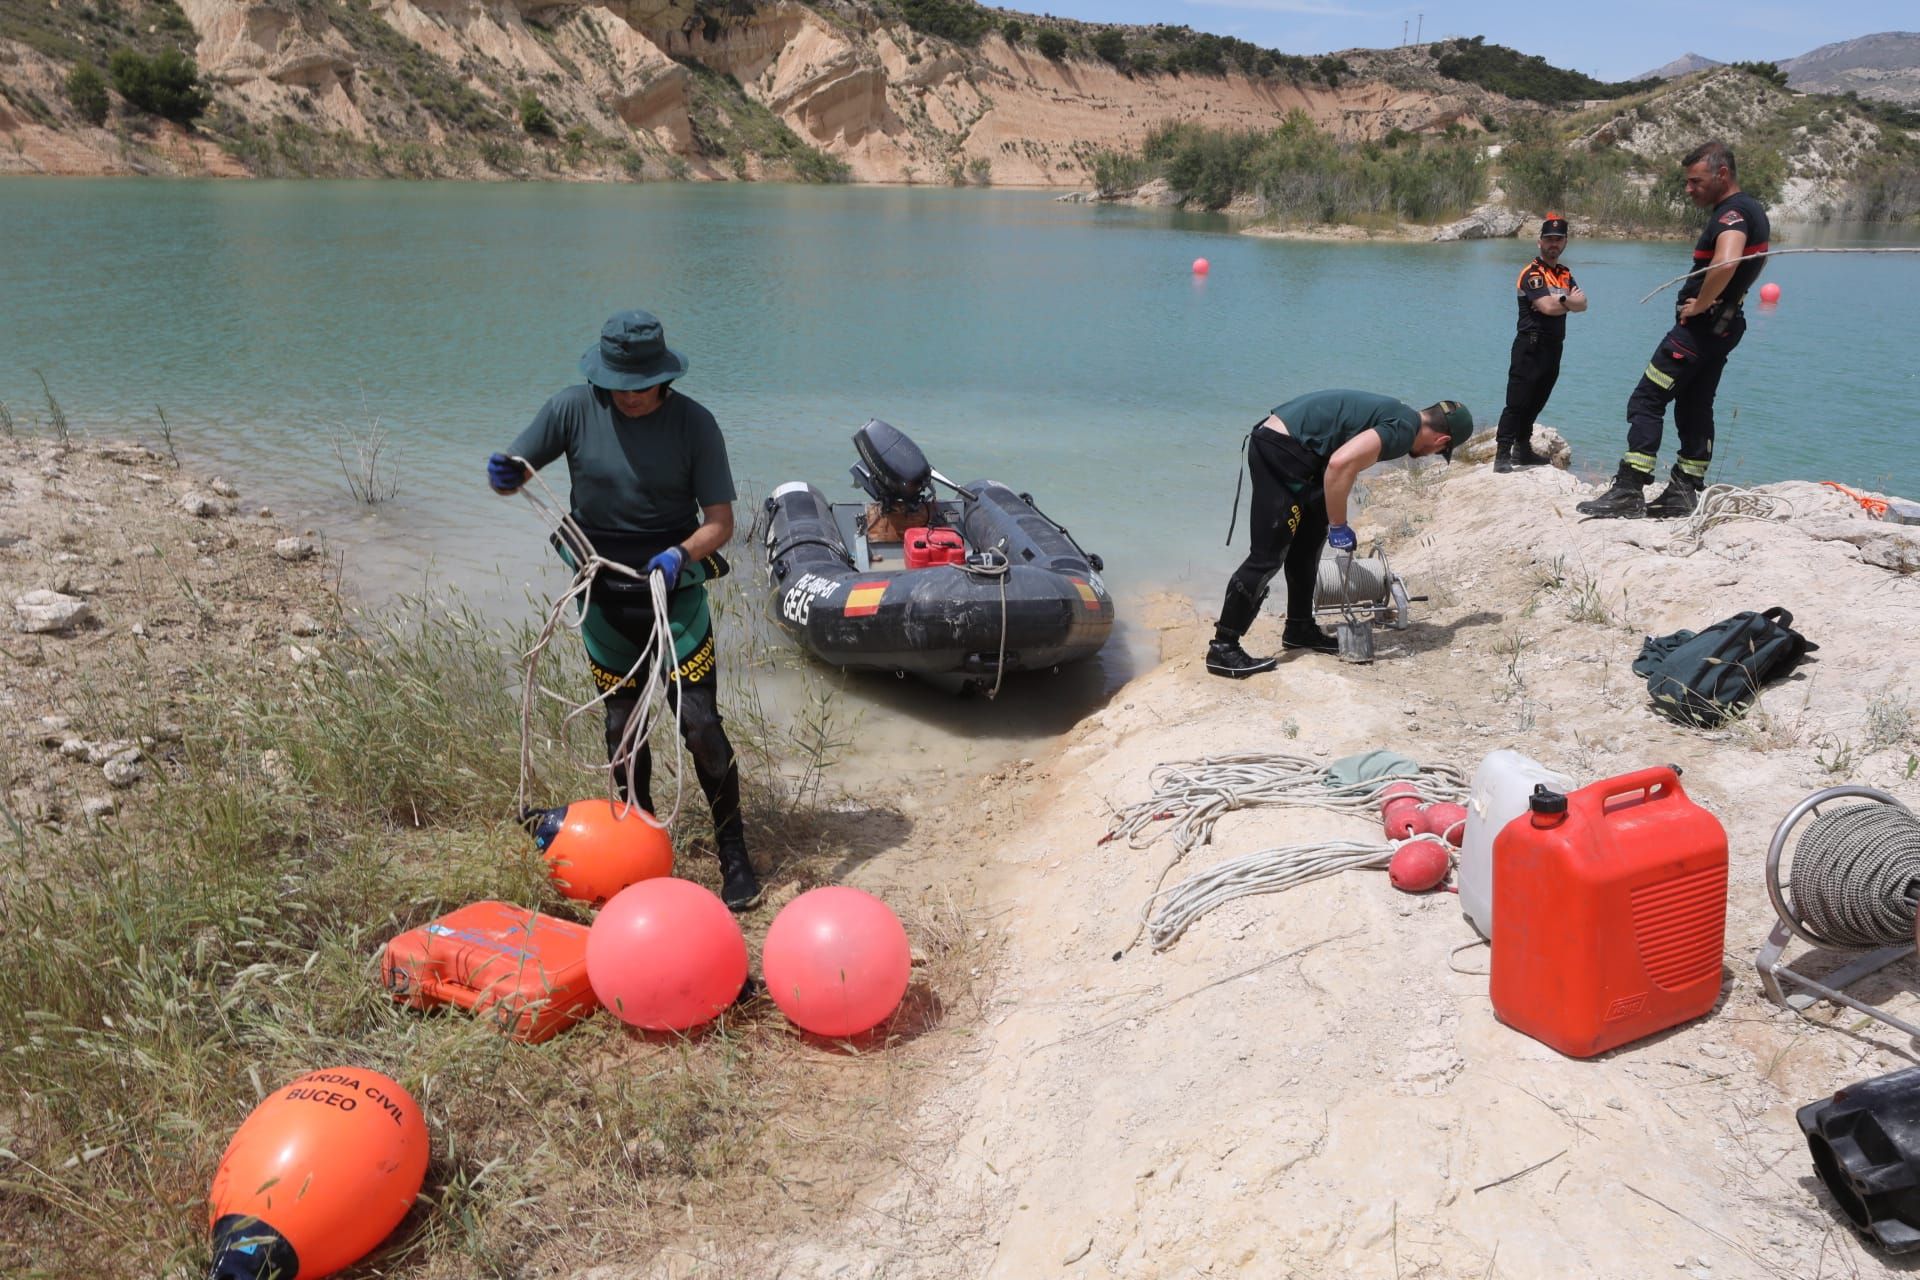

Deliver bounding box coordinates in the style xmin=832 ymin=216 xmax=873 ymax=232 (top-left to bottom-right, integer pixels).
xmin=750 ymin=460 xmax=1920 ymax=1279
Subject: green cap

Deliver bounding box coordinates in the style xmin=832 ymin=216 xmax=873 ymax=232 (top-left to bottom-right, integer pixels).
xmin=1434 ymin=400 xmax=1473 ymax=461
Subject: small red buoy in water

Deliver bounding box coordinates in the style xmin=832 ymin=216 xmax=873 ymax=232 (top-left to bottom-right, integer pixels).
xmin=1419 ymin=802 xmax=1470 ymax=847
xmin=208 ymin=1067 xmax=428 ymax=1279
xmin=1192 ymin=257 xmax=1210 ymax=276
xmin=1390 ymin=838 xmax=1452 ymax=893
xmin=1759 ymin=281 xmax=1781 ymax=304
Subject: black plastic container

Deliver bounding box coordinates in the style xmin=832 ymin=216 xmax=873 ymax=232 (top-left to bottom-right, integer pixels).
xmin=1799 ymin=1065 xmax=1920 ymax=1252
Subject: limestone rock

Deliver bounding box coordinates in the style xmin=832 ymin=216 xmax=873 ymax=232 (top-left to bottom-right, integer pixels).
xmin=14 ymin=589 xmax=91 ymax=633
xmin=81 ymin=796 xmax=117 ymax=821
xmin=209 ymin=476 xmax=239 ymax=497
xmin=274 ymin=536 xmax=318 ymax=562
xmin=288 ymin=611 xmax=324 ymax=637
xmin=1432 ymin=203 xmax=1528 ymax=242
xmin=102 ymin=751 xmax=144 ymax=789
xmin=180 ymin=492 xmax=237 ymax=518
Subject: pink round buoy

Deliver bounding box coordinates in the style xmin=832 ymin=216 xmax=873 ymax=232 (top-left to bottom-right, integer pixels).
xmin=1418 ymin=802 xmax=1470 ymax=848
xmin=762 ymin=887 xmax=912 ymax=1038
xmin=1380 ymin=782 xmax=1425 ymax=840
xmin=1192 ymin=257 xmax=1210 ymax=276
xmin=1759 ymin=281 xmax=1781 ymax=304
xmin=587 ymin=878 xmax=747 ymax=1031
xmin=1389 ymin=838 xmax=1452 ymax=893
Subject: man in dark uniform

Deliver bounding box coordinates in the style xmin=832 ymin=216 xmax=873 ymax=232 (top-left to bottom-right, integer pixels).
xmin=1578 ymin=140 xmax=1769 ymax=519
xmin=1495 ymin=212 xmax=1586 ymax=473
xmin=488 ymin=310 xmax=762 ymax=911
xmin=1208 ymin=390 xmax=1474 ymax=678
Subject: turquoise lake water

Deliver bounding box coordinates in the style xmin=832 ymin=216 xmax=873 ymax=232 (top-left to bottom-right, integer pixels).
xmin=3 ymin=178 xmax=1917 ymax=673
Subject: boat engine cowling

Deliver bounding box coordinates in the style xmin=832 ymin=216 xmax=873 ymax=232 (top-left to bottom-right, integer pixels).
xmin=851 ymin=419 xmax=932 ymax=505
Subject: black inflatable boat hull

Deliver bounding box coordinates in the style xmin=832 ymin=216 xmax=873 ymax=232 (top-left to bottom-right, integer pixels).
xmin=763 ymin=479 xmax=1114 ymax=687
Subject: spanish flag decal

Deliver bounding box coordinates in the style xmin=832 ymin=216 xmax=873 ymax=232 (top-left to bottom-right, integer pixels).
xmin=1069 ymin=578 xmax=1100 ymax=610
xmin=843 ymin=581 xmax=887 ymax=617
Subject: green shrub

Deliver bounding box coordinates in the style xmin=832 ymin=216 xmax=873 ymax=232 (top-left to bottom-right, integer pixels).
xmin=1001 ymin=19 xmax=1022 ymax=44
xmin=1731 ymin=60 xmax=1790 ymax=89
xmin=1035 ymin=29 xmax=1067 ymax=61
xmin=66 ymin=60 xmax=110 ymax=126
xmin=517 ymin=91 xmax=554 ymax=137
xmin=1435 ymin=35 xmax=1653 ymax=103
xmin=897 ymin=0 xmax=990 ymax=44
xmin=1498 ymin=118 xmax=1693 ymax=232
xmin=1092 ymin=30 xmax=1127 ymax=67
xmin=107 ymin=46 xmax=210 ymax=125
xmin=1090 ymin=147 xmax=1148 ymax=196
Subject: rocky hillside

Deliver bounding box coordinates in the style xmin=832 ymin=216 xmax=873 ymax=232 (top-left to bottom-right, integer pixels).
xmin=0 ymin=0 xmax=1501 ymax=184
xmin=1782 ymin=31 xmax=1920 ymax=107
xmin=1572 ymin=66 xmax=1914 ymax=221
xmin=1634 ymin=52 xmax=1722 ymax=82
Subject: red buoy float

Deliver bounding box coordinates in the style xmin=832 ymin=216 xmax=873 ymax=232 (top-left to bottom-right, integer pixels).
xmin=1418 ymin=802 xmax=1470 ymax=847
xmin=1380 ymin=782 xmax=1424 ymax=840
xmin=1389 ymin=838 xmax=1452 ymax=893
xmin=526 ymin=798 xmax=673 ymax=904
xmin=208 ymin=1067 xmax=428 ymax=1279
xmin=586 ymin=877 xmax=747 ymax=1030
xmin=763 ymin=886 xmax=913 ymax=1038
xmin=1759 ymin=281 xmax=1781 ymax=304
xmin=1192 ymin=257 xmax=1210 ymax=276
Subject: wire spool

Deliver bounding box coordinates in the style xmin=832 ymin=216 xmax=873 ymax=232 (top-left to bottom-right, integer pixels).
xmin=1768 ymin=787 xmax=1920 ymax=951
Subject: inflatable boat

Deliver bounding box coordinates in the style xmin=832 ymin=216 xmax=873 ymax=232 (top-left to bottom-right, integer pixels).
xmin=762 ymin=420 xmax=1114 ymax=693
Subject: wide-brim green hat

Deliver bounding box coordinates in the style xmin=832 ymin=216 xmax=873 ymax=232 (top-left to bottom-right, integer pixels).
xmin=580 ymin=309 xmax=689 ymax=391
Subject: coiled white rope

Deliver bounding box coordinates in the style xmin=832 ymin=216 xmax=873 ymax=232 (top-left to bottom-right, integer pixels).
xmin=1790 ymin=803 xmax=1920 ymax=949
xmin=1143 ymin=839 xmax=1402 ymax=950
xmin=511 ymin=458 xmax=684 ymax=828
xmin=1103 ymin=752 xmax=1468 ymax=854
xmin=1671 ymin=484 xmax=1795 ymax=553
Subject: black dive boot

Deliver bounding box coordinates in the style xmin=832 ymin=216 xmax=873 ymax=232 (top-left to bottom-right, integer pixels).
xmin=1281 ymin=621 xmax=1339 ymax=654
xmin=716 ymin=837 xmax=763 ymax=912
xmin=1493 ymin=447 xmax=1513 ymax=474
xmin=1575 ymin=467 xmax=1650 ymax=519
xmin=1509 ymin=439 xmax=1549 ymax=468
xmin=1645 ymin=467 xmax=1703 ymax=519
xmin=1206 ymin=637 xmax=1278 ymax=679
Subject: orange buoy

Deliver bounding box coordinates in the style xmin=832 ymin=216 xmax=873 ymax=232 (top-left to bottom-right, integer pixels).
xmin=1418 ymin=801 xmax=1470 ymax=847
xmin=1380 ymin=782 xmax=1424 ymax=840
xmin=1759 ymin=281 xmax=1781 ymax=304
xmin=526 ymin=798 xmax=673 ymax=903
xmin=763 ymin=887 xmax=912 ymax=1038
xmin=1192 ymin=257 xmax=1210 ymax=276
xmin=1389 ymin=838 xmax=1452 ymax=893
xmin=209 ymin=1067 xmax=428 ymax=1279
xmin=586 ymin=877 xmax=747 ymax=1030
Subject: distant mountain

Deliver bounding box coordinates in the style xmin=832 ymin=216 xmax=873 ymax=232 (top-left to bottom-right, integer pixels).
xmin=1636 ymin=53 xmax=1723 ymax=82
xmin=1780 ymin=31 xmax=1920 ymax=106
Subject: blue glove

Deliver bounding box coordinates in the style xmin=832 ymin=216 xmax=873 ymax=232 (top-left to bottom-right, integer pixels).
xmin=646 ymin=546 xmax=686 ymax=590
xmin=487 ymin=453 xmax=526 ymax=494
xmin=1327 ymin=523 xmax=1357 ymax=552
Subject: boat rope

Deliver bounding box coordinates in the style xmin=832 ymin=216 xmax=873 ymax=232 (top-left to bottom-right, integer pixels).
xmin=962 ymin=546 xmax=1012 ymax=700
xmin=1102 ymin=752 xmax=1468 ymax=853
xmin=1789 ymin=802 xmax=1920 ymax=950
xmin=1670 ymin=484 xmax=1794 ymax=553
xmin=509 ymin=458 xmax=685 ymax=828
xmin=1142 ymin=838 xmax=1399 ymax=950
xmin=1821 ymin=480 xmax=1891 ymax=519
xmin=1638 ymin=246 xmax=1920 ymax=304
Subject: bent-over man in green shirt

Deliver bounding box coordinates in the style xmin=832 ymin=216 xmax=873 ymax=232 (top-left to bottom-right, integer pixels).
xmin=1209 ymin=390 xmax=1473 ymax=678
xmin=489 ymin=310 xmax=762 ymax=911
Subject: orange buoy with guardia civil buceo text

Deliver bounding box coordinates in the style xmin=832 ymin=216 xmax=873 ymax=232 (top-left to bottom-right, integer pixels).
xmin=523 ymin=797 xmax=673 ymax=903
xmin=208 ymin=1066 xmax=428 ymax=1279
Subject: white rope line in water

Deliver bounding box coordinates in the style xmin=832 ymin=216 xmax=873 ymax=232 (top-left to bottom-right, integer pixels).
xmin=1671 ymin=484 xmax=1795 ymax=553
xmin=1638 ymin=247 xmax=1920 ymax=305
xmin=1143 ymin=839 xmax=1399 ymax=951
xmin=1103 ymin=752 xmax=1469 ymax=854
xmin=511 ymin=457 xmax=684 ymax=829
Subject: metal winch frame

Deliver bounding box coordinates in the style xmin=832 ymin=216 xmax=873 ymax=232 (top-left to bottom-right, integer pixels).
xmin=1757 ymin=786 xmax=1920 ymax=1039
xmin=1310 ymin=546 xmax=1415 ymax=663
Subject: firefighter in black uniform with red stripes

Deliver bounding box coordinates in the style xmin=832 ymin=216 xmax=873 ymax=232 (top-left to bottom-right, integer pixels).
xmin=1579 ymin=140 xmax=1770 ymax=519
xmin=1495 ymin=212 xmax=1586 ymax=472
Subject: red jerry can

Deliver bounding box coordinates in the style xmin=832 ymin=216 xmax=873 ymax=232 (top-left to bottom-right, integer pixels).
xmin=1490 ymin=767 xmax=1728 ymax=1058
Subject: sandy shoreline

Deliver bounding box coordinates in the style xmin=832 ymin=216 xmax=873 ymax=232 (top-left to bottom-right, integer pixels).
xmin=9 ymin=431 xmax=1920 ymax=1276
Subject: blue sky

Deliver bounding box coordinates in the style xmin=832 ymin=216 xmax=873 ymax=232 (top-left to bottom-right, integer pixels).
xmin=1010 ymin=2 xmax=1915 ymax=83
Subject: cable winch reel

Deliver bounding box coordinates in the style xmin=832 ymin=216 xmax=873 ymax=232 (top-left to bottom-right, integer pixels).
xmin=1756 ymin=786 xmax=1920 ymax=1039
xmin=1311 ymin=546 xmax=1417 ymax=663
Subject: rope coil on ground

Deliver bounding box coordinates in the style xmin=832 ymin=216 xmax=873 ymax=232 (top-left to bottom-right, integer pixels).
xmin=1104 ymin=752 xmax=1469 ymax=854
xmin=511 ymin=459 xmax=685 ymax=826
xmin=1671 ymin=484 xmax=1794 ymax=553
xmin=1143 ymin=839 xmax=1399 ymax=950
xmin=1789 ymin=803 xmax=1920 ymax=949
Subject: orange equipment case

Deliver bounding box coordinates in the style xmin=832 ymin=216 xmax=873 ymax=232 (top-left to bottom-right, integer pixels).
xmin=1491 ymin=766 xmax=1728 ymax=1058
xmin=381 ymin=901 xmax=598 ymax=1043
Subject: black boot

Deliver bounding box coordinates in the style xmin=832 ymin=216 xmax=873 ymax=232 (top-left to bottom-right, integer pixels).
xmin=1509 ymin=439 xmax=1548 ymax=468
xmin=1281 ymin=621 xmax=1339 ymax=654
xmin=1645 ymin=467 xmax=1704 ymax=519
xmin=1576 ymin=467 xmax=1650 ymax=519
xmin=1205 ymin=638 xmax=1278 ymax=679
xmin=716 ymin=837 xmax=763 ymax=912
xmin=1493 ymin=448 xmax=1514 ymax=474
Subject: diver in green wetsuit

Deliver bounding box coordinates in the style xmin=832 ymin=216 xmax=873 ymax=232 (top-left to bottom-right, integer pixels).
xmin=489 ymin=310 xmax=762 ymax=912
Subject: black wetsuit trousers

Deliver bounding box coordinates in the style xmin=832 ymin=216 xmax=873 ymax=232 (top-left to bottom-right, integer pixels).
xmin=1216 ymin=428 xmax=1328 ymax=641
xmin=602 ymin=663 xmax=746 ymax=851
xmin=1621 ymin=315 xmax=1745 ymax=479
xmin=1496 ymin=333 xmax=1563 ymax=450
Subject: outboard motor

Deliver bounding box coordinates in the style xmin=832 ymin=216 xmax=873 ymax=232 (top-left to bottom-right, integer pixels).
xmin=850 ymin=419 xmax=933 ymax=509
